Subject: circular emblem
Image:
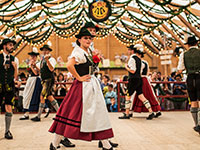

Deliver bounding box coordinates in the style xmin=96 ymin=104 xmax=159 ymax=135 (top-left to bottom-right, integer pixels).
xmin=89 ymin=0 xmax=111 ymax=22
xmin=153 ymin=0 xmax=172 ymax=6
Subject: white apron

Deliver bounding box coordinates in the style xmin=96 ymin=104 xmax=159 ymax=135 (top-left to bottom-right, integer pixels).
xmin=23 ymin=76 xmax=37 ymax=109
xmin=81 ymin=75 xmax=112 ymax=132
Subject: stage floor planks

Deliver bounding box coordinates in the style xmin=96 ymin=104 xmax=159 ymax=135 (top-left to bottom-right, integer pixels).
xmin=0 ymin=112 xmax=200 ymax=150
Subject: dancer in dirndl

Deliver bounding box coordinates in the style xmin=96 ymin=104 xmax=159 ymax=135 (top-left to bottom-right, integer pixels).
xmin=131 ymin=47 xmax=162 ymax=117
xmin=19 ymin=48 xmax=42 ymax=120
xmin=49 ymin=28 xmax=114 ymax=150
xmin=119 ymin=44 xmax=155 ymax=120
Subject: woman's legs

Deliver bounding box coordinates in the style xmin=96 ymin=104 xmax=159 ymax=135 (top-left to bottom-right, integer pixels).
xmin=51 ymin=134 xmax=62 ymax=149
xmin=101 ymin=139 xmax=112 ymax=149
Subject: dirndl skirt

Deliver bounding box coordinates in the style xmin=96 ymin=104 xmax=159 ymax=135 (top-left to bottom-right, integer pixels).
xmin=49 ymin=80 xmax=114 ymax=141
xmin=132 ymin=76 xmax=161 ymax=112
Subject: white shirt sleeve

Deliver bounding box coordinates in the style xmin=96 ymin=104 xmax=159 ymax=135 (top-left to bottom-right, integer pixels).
xmin=14 ymin=57 xmax=19 ymax=69
xmin=36 ymin=62 xmax=40 ymax=69
xmin=128 ymin=57 xmax=136 ymax=71
xmin=177 ymin=52 xmax=185 ymax=71
xmin=68 ymin=47 xmax=87 ymax=64
xmin=49 ymin=57 xmax=57 ymax=69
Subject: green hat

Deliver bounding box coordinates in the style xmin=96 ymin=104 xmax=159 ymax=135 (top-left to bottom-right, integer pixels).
xmin=75 ymin=28 xmax=95 ymax=39
xmin=83 ymin=22 xmax=99 ymax=32
xmin=40 ymin=44 xmax=52 ymax=51
xmin=0 ymin=38 xmax=16 ymax=50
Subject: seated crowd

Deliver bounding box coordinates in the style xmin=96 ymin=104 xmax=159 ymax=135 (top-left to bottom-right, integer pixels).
xmin=1 ymin=70 xmax=188 ymax=113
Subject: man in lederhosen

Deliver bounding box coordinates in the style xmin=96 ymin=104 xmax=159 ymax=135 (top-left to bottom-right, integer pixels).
xmin=178 ymin=36 xmax=200 ymax=133
xmin=119 ymin=45 xmax=155 ymax=120
xmin=31 ymin=45 xmax=59 ymax=122
xmin=0 ymin=38 xmax=18 ymax=139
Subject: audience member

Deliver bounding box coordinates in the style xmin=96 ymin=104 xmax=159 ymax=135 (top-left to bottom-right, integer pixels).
xmin=105 ymin=84 xmax=117 ymax=112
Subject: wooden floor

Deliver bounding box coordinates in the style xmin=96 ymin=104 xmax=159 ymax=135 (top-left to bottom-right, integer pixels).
xmin=0 ymin=112 xmax=200 ymax=150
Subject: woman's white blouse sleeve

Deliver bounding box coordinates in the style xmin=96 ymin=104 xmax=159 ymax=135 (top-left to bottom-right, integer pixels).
xmin=68 ymin=47 xmax=87 ymax=64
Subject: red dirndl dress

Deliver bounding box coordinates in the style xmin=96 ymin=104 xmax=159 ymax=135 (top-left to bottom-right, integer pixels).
xmin=49 ymin=80 xmax=114 ymax=141
xmin=131 ymin=76 xmax=161 ymax=112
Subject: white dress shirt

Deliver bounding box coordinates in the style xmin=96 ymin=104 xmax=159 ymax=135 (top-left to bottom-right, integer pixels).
xmin=177 ymin=46 xmax=198 ymax=71
xmin=3 ymin=51 xmax=19 ymax=69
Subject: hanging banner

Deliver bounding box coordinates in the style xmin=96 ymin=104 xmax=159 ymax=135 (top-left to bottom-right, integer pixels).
xmin=89 ymin=0 xmax=111 ymax=22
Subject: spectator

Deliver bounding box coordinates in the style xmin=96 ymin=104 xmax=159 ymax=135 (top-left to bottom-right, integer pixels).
xmin=54 ymin=73 xmax=66 ymax=96
xmin=119 ymin=75 xmax=128 ymax=110
xmin=65 ymin=72 xmax=74 ymax=92
xmin=172 ymin=74 xmax=187 ymax=109
xmin=160 ymin=76 xmax=174 ymax=110
xmin=120 ymin=53 xmax=128 ymax=63
xmin=110 ymin=97 xmax=118 ymax=112
xmin=105 ymin=84 xmax=117 ymax=112
xmin=157 ymin=71 xmax=162 ymax=81
xmin=173 ymin=74 xmax=187 ymax=95
xmin=101 ymin=75 xmax=110 ymax=96
xmin=169 ymin=72 xmax=176 ymax=81
xmin=15 ymin=72 xmax=27 ymax=112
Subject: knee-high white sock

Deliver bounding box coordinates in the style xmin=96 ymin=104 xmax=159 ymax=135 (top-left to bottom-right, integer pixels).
xmin=5 ymin=112 xmax=12 ymax=133
xmin=197 ymin=108 xmax=200 ymax=126
xmin=190 ymin=107 xmax=198 ymax=126
xmin=51 ymin=100 xmax=59 ymax=111
xmin=37 ymin=103 xmax=45 ymax=118
xmin=53 ymin=134 xmax=62 ymax=148
xmin=101 ymin=140 xmax=112 ymax=149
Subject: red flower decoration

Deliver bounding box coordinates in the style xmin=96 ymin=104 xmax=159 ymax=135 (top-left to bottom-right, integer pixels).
xmin=27 ymin=67 xmax=31 ymax=72
xmin=92 ymin=55 xmax=101 ymax=64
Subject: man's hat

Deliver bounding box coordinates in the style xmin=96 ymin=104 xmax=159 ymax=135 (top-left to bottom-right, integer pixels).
xmin=75 ymin=28 xmax=95 ymax=39
xmin=0 ymin=38 xmax=16 ymax=50
xmin=28 ymin=47 xmax=39 ymax=56
xmin=83 ymin=22 xmax=99 ymax=32
xmin=127 ymin=45 xmax=140 ymax=53
xmin=185 ymin=36 xmax=199 ymax=45
xmin=40 ymin=44 xmax=52 ymax=51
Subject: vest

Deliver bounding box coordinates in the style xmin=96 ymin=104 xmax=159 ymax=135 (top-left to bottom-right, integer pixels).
xmin=128 ymin=55 xmax=141 ymax=78
xmin=75 ymin=55 xmax=92 ymax=76
xmin=0 ymin=54 xmax=15 ymax=84
xmin=184 ymin=48 xmax=200 ymax=74
xmin=142 ymin=61 xmax=148 ymax=75
xmin=40 ymin=58 xmax=54 ymax=80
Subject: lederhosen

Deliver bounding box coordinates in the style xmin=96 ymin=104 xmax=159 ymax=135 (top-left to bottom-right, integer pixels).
xmin=128 ymin=55 xmax=143 ymax=96
xmin=0 ymin=54 xmax=15 ymax=106
xmin=184 ymin=48 xmax=200 ymax=101
xmin=40 ymin=58 xmax=55 ymax=98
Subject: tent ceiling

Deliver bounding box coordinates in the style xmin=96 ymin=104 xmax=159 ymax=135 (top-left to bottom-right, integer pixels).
xmin=0 ymin=0 xmax=199 ymax=56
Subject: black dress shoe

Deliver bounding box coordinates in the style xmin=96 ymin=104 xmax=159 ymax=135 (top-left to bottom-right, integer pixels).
xmin=31 ymin=116 xmax=41 ymax=122
xmin=119 ymin=113 xmax=130 ymax=119
xmin=146 ymin=113 xmax=155 ymax=120
xmin=44 ymin=110 xmax=50 ymax=118
xmin=154 ymin=112 xmax=162 ymax=118
xmin=123 ymin=112 xmax=133 ymax=118
xmin=193 ymin=125 xmax=200 ymax=133
xmin=50 ymin=143 xmax=56 ymax=150
xmin=109 ymin=141 xmax=118 ymax=148
xmin=5 ymin=130 xmax=13 ymax=139
xmin=99 ymin=141 xmax=118 ymax=148
xmin=19 ymin=115 xmax=29 ymax=120
xmin=102 ymin=147 xmax=113 ymax=150
xmin=60 ymin=138 xmax=75 ymax=147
